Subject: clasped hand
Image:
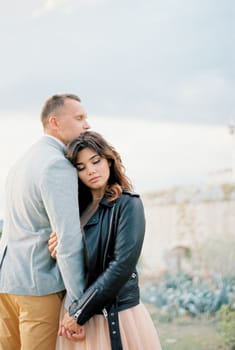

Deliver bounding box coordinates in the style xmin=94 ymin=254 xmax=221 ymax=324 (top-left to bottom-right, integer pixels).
xmin=58 ymin=312 xmax=86 ymax=341
xmin=48 ymin=234 xmax=86 ymax=341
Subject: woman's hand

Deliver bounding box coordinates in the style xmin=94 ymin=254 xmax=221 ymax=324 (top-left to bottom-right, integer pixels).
xmin=58 ymin=312 xmax=86 ymax=341
xmin=48 ymin=232 xmax=58 ymax=259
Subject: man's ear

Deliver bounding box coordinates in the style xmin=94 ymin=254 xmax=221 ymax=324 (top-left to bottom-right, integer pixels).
xmin=48 ymin=115 xmax=59 ymax=130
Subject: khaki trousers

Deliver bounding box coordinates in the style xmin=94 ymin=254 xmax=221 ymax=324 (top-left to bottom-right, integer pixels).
xmin=0 ymin=292 xmax=63 ymax=350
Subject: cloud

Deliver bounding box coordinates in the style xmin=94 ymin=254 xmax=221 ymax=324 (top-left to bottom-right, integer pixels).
xmin=0 ymin=1 xmax=36 ymax=21
xmin=32 ymin=0 xmax=105 ymax=17
xmin=0 ymin=0 xmax=233 ymax=126
xmin=32 ymin=0 xmax=73 ymax=17
xmin=176 ymin=70 xmax=233 ymax=122
xmin=78 ymin=0 xmax=103 ymax=3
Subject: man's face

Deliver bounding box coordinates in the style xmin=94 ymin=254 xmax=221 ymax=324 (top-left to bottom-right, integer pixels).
xmin=56 ymin=98 xmax=90 ymax=144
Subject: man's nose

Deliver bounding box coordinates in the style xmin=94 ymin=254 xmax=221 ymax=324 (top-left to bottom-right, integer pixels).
xmin=84 ymin=120 xmax=90 ymax=129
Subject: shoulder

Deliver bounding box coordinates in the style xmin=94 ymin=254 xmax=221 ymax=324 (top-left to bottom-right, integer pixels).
xmin=39 ymin=151 xmax=77 ymax=186
xmin=102 ymin=190 xmax=142 ymax=209
xmin=115 ymin=190 xmax=142 ymax=208
xmin=113 ymin=190 xmax=145 ymax=221
xmin=122 ymin=189 xmax=140 ymax=198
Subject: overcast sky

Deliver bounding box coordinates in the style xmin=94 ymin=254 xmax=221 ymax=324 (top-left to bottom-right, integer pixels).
xmin=0 ymin=0 xmax=234 ymax=124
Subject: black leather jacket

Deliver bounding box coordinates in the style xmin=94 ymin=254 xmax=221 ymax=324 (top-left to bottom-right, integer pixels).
xmin=70 ymin=190 xmax=145 ymax=325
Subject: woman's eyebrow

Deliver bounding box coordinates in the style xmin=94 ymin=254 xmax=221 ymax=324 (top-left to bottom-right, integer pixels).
xmin=76 ymin=154 xmax=99 ymax=166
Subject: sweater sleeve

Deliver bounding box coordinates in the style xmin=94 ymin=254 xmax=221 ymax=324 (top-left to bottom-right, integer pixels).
xmin=40 ymin=157 xmax=85 ymax=308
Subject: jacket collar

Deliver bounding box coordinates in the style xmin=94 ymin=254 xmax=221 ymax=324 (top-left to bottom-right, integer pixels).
xmin=85 ymin=197 xmax=115 ymax=227
xmin=40 ymin=135 xmax=66 ymax=153
xmin=100 ymin=196 xmax=116 ymax=208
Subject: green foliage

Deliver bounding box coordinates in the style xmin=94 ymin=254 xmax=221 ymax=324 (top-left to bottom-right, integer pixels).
xmin=141 ymin=272 xmax=235 ymax=321
xmin=221 ymin=183 xmax=235 ymax=200
xmin=218 ymin=305 xmax=235 ymax=350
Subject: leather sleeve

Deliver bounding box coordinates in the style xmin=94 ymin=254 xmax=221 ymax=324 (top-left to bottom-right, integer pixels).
xmin=73 ymin=194 xmax=145 ymax=325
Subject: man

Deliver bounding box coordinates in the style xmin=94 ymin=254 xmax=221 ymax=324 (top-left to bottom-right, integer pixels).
xmin=0 ymin=94 xmax=90 ymax=349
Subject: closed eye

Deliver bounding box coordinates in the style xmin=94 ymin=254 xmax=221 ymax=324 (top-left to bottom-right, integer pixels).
xmin=93 ymin=158 xmax=101 ymax=165
xmin=75 ymin=114 xmax=86 ymax=121
xmin=76 ymin=164 xmax=84 ymax=171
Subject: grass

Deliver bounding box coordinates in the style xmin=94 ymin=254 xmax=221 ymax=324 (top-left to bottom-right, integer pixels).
xmin=147 ymin=304 xmax=227 ymax=350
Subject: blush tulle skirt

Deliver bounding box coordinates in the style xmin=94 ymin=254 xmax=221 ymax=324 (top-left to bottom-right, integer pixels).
xmin=56 ymin=302 xmax=162 ymax=350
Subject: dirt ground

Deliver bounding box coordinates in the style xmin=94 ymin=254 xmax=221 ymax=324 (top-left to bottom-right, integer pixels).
xmin=148 ymin=305 xmax=226 ymax=350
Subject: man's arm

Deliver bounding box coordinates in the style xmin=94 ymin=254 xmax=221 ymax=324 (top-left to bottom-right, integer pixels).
xmin=40 ymin=158 xmax=85 ymax=308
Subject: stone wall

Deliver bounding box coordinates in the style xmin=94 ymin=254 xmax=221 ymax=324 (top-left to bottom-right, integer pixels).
xmin=140 ymin=184 xmax=235 ymax=278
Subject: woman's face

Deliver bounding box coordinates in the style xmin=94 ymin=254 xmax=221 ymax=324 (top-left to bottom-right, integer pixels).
xmin=76 ymin=147 xmax=110 ymax=195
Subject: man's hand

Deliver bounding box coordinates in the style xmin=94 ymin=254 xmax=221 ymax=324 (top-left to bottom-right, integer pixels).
xmin=58 ymin=312 xmax=86 ymax=341
xmin=48 ymin=232 xmax=58 ymax=259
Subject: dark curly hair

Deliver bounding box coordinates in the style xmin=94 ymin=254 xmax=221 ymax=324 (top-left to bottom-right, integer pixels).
xmin=66 ymin=131 xmax=133 ymax=213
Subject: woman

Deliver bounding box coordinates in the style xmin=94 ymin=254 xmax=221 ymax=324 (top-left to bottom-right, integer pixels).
xmin=49 ymin=131 xmax=162 ymax=350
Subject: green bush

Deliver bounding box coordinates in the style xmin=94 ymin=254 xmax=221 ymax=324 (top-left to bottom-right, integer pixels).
xmin=218 ymin=304 xmax=235 ymax=350
xmin=141 ymin=272 xmax=235 ymax=320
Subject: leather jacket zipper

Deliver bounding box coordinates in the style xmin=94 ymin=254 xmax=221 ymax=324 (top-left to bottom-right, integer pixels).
xmin=73 ymin=288 xmax=98 ymax=319
xmin=101 ymin=204 xmax=116 ymax=320
xmin=102 ymin=307 xmax=108 ymax=319
xmin=102 ymin=204 xmax=115 ymax=271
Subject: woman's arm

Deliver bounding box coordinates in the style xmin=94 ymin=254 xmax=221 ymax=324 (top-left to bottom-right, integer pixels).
xmin=69 ymin=194 xmax=145 ymax=325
